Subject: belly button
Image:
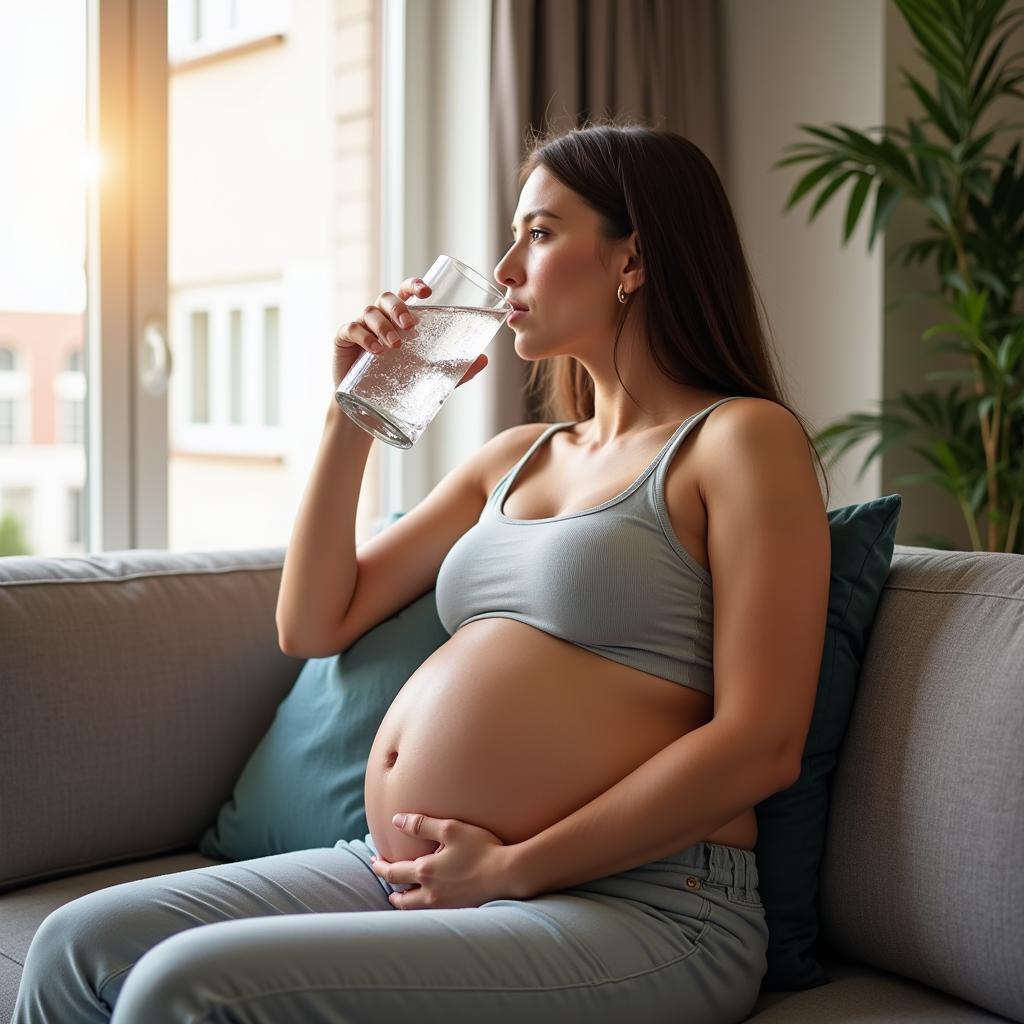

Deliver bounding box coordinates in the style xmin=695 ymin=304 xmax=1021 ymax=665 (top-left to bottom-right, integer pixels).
xmin=383 ymin=749 xmax=399 ymax=769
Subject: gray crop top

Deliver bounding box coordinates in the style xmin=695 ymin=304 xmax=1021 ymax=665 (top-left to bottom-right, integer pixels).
xmin=434 ymin=396 xmax=744 ymax=696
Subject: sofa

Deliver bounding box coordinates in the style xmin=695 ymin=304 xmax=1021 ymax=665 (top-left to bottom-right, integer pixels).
xmin=1 ymin=544 xmax=1021 ymax=1023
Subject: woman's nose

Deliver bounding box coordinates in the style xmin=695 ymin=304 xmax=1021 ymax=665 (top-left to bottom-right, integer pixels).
xmin=494 ymin=252 xmax=521 ymax=289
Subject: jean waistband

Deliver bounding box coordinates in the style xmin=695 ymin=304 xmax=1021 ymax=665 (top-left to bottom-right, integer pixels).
xmin=357 ymin=833 xmax=759 ymax=901
xmin=649 ymin=841 xmax=760 ymax=900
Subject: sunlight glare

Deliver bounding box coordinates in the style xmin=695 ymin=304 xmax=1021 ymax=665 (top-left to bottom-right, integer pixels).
xmin=80 ymin=148 xmax=105 ymax=184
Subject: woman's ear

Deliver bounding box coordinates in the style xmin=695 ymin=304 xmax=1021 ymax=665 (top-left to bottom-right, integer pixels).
xmin=623 ymin=231 xmax=644 ymax=290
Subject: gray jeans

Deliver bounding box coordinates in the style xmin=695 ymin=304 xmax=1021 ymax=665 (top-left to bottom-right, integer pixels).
xmin=11 ymin=833 xmax=768 ymax=1024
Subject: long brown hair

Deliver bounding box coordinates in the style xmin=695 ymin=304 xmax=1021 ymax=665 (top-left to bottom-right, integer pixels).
xmin=516 ymin=118 xmax=831 ymax=507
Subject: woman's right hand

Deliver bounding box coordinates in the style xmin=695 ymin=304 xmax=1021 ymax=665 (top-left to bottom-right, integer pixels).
xmin=333 ymin=277 xmax=489 ymax=390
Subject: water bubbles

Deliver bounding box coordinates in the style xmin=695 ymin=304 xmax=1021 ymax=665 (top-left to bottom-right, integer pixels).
xmin=338 ymin=304 xmax=505 ymax=442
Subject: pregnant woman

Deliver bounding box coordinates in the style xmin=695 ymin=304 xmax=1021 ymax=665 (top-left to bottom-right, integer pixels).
xmin=13 ymin=124 xmax=831 ymax=1024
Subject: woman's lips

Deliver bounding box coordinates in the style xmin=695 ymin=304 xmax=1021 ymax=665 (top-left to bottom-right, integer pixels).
xmin=509 ymin=309 xmax=529 ymax=324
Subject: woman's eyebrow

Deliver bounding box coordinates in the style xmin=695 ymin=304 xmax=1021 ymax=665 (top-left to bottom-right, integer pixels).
xmin=510 ymin=208 xmax=563 ymax=233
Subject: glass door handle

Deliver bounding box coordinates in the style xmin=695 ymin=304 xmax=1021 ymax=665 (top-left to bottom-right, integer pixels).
xmin=140 ymin=318 xmax=172 ymax=396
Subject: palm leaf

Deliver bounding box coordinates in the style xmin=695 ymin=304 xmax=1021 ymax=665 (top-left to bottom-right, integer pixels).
xmin=970 ymin=18 xmax=1017 ymax=112
xmin=784 ymin=159 xmax=845 ymax=209
xmin=922 ymin=194 xmax=954 ymax=229
xmin=869 ymin=180 xmax=906 ymax=250
xmin=843 ymin=175 xmax=873 ymax=244
xmin=896 ymin=0 xmax=968 ymax=84
xmin=902 ymin=69 xmax=961 ymax=141
xmin=811 ymin=169 xmax=858 ymax=218
xmin=966 ymin=0 xmax=1011 ymax=69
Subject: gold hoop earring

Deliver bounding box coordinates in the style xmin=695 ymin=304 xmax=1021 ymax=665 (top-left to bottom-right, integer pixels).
xmin=617 ymin=284 xmax=629 ymax=304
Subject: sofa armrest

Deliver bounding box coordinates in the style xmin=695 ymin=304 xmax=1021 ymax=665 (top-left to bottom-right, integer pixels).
xmin=0 ymin=547 xmax=303 ymax=893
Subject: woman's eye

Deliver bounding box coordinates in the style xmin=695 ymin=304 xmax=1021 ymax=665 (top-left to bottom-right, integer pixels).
xmin=508 ymin=228 xmax=548 ymax=250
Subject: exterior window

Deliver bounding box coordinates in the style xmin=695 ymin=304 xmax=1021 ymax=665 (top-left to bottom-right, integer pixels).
xmin=171 ymin=286 xmax=284 ymax=457
xmin=68 ymin=487 xmax=83 ymax=543
xmin=169 ymin=0 xmax=291 ymax=66
xmin=0 ymin=399 xmax=15 ymax=445
xmin=263 ymin=306 xmax=279 ymax=427
xmin=58 ymin=399 xmax=85 ymax=444
xmin=229 ymin=309 xmax=243 ymax=424
xmin=191 ymin=311 xmax=210 ymax=423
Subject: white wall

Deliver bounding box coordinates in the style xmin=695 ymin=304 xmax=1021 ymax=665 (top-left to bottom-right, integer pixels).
xmin=721 ymin=0 xmax=886 ymax=510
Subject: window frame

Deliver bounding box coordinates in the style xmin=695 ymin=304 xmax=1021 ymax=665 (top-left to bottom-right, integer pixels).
xmin=86 ymin=0 xmax=170 ymax=549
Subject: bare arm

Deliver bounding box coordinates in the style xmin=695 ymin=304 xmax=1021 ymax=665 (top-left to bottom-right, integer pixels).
xmin=276 ymin=276 xmax=488 ymax=656
xmin=275 ymin=398 xmax=374 ymax=656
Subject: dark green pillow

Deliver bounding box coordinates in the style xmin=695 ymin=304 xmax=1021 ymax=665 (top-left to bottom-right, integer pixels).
xmin=200 ymin=562 xmax=448 ymax=859
xmin=755 ymin=493 xmax=902 ymax=991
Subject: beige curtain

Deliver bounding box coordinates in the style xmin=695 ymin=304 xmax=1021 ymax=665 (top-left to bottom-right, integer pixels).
xmin=486 ymin=0 xmax=725 ymax=433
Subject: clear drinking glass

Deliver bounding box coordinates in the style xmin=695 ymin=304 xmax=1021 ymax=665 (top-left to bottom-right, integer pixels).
xmin=334 ymin=255 xmax=513 ymax=449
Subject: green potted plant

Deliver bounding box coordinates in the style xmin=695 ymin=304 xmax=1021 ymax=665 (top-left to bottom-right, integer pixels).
xmin=775 ymin=0 xmax=1024 ymax=552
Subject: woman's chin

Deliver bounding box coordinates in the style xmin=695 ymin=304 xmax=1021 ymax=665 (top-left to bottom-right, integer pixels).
xmin=513 ymin=342 xmax=544 ymax=361
xmin=513 ymin=330 xmax=546 ymax=356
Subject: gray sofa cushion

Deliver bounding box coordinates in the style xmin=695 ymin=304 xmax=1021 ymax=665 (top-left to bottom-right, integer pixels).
xmin=747 ymin=958 xmax=1015 ymax=1022
xmin=0 ymin=548 xmax=298 ymax=893
xmin=816 ymin=547 xmax=1024 ymax=1022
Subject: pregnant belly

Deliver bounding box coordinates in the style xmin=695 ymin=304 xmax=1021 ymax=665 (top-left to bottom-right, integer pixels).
xmin=364 ymin=617 xmax=757 ymax=866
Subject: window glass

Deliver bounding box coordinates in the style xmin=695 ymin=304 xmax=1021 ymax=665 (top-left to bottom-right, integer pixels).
xmin=166 ymin=0 xmax=381 ymax=552
xmin=0 ymin=4 xmax=86 ymax=555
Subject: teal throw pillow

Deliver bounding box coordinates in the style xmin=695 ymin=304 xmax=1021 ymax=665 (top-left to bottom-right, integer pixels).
xmin=200 ymin=550 xmax=448 ymax=859
xmin=755 ymin=493 xmax=902 ymax=991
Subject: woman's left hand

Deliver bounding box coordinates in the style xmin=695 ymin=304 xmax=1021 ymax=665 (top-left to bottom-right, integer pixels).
xmin=370 ymin=813 xmax=519 ymax=910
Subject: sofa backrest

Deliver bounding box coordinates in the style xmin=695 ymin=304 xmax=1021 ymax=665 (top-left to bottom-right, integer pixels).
xmin=0 ymin=548 xmax=302 ymax=893
xmin=818 ymin=544 xmax=1023 ymax=1022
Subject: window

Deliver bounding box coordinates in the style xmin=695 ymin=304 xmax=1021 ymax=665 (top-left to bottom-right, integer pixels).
xmin=57 ymin=399 xmax=85 ymax=445
xmin=229 ymin=308 xmax=243 ymax=424
xmin=0 ymin=2 xmax=381 ymax=554
xmin=68 ymin=486 xmax=83 ymax=544
xmin=262 ymin=306 xmax=278 ymax=428
xmin=169 ymin=0 xmax=292 ymax=67
xmin=0 ymin=4 xmax=86 ymax=556
xmin=171 ymin=284 xmax=286 ymax=457
xmin=0 ymin=400 xmax=14 ymax=446
xmin=0 ymin=343 xmax=29 ymax=446
xmin=55 ymin=347 xmax=85 ymax=443
xmin=190 ymin=310 xmax=210 ymax=424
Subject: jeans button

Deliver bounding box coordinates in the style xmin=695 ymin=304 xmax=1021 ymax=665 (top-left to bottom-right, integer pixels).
xmin=685 ymin=876 xmax=701 ymax=890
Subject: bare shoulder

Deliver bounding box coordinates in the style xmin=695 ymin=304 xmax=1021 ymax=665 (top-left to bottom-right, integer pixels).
xmin=701 ymin=395 xmax=805 ymax=437
xmin=695 ymin=397 xmax=821 ymax=506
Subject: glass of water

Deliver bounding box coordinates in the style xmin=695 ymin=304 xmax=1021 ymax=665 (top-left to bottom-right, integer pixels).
xmin=334 ymin=255 xmax=513 ymax=449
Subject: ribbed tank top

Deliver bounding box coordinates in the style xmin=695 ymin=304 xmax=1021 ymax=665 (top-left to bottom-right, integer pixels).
xmin=435 ymin=397 xmax=743 ymax=696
